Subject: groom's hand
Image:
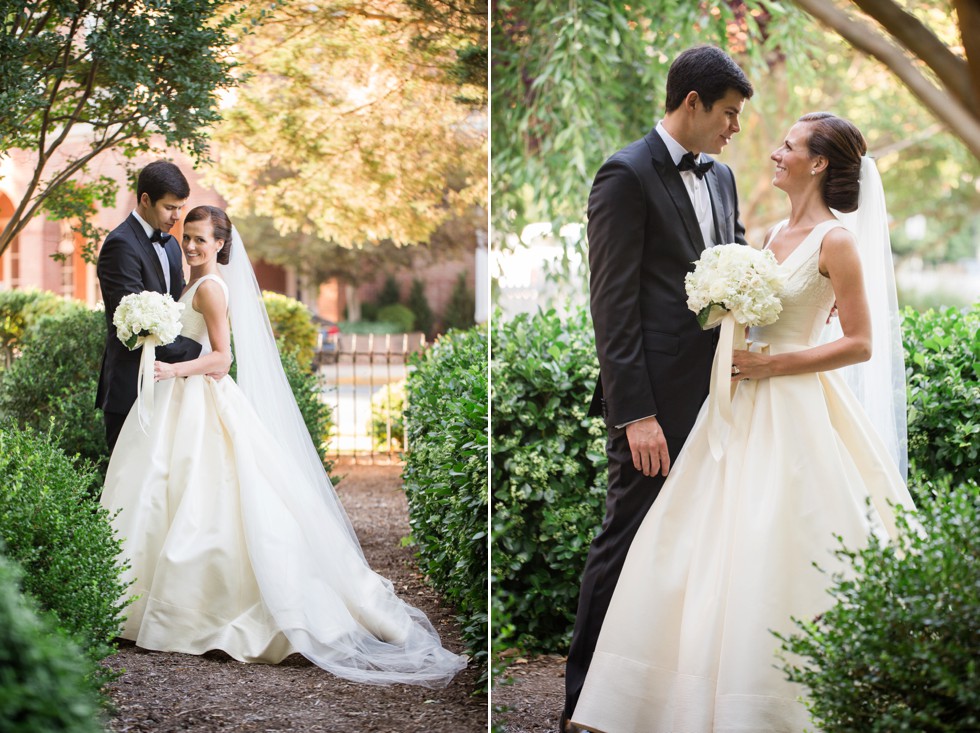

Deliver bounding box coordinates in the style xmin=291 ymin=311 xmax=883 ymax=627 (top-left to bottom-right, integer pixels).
xmin=625 ymin=416 xmax=670 ymax=478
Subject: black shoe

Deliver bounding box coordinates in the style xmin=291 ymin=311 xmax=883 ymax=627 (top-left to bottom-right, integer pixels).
xmin=559 ymin=710 xmax=570 ymax=733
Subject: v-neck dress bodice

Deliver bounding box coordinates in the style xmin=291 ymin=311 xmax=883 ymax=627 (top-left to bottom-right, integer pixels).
xmin=749 ymin=219 xmax=839 ymax=352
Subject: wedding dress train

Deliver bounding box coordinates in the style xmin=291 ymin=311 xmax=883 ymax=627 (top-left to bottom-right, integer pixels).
xmin=101 ymin=274 xmax=466 ymax=687
xmin=571 ymin=220 xmax=915 ymax=731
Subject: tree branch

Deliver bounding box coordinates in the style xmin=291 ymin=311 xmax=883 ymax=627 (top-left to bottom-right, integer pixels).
xmin=792 ymin=0 xmax=980 ymax=160
xmin=850 ymin=0 xmax=975 ymax=115
xmin=954 ymin=0 xmax=980 ymax=109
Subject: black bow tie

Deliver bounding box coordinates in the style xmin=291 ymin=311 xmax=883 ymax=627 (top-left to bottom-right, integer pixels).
xmin=149 ymin=229 xmax=166 ymax=243
xmin=677 ymin=152 xmax=714 ymax=179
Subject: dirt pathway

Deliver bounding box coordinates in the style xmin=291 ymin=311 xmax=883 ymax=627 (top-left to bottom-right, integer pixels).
xmin=492 ymin=655 xmax=565 ymax=733
xmin=103 ymin=463 xmax=486 ymax=733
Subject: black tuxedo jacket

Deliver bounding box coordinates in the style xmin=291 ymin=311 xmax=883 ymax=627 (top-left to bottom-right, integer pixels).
xmin=588 ymin=128 xmax=748 ymax=441
xmin=95 ymin=214 xmax=202 ymax=416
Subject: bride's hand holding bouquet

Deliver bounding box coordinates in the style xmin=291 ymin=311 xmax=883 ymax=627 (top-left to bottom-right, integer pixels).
xmin=113 ymin=291 xmax=184 ymax=431
xmin=685 ymin=243 xmax=784 ymax=458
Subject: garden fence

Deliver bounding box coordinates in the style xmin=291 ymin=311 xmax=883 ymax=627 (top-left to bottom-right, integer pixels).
xmin=316 ymin=331 xmax=427 ymax=464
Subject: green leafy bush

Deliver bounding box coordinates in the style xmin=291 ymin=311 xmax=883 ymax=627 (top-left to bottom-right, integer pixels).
xmin=0 ymin=551 xmax=104 ymax=732
xmin=339 ymin=320 xmax=404 ymax=334
xmin=0 ymin=305 xmax=107 ymax=478
xmin=403 ymin=326 xmax=488 ymax=681
xmin=443 ymin=271 xmax=475 ymax=331
xmin=0 ymin=289 xmax=66 ymax=369
xmin=370 ymin=380 xmax=405 ymax=452
xmin=0 ymin=423 xmax=130 ymax=681
xmin=491 ymin=307 xmax=607 ymax=654
xmin=377 ymin=303 xmax=416 ymax=332
xmin=262 ymin=291 xmax=318 ymax=369
xmin=902 ymin=302 xmax=980 ymax=487
xmin=777 ymin=477 xmax=980 ymax=731
xmin=407 ymin=278 xmax=435 ymax=337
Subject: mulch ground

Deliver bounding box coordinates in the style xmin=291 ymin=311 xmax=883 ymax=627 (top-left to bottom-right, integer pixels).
xmin=491 ymin=655 xmax=565 ymax=733
xmin=101 ymin=462 xmax=487 ymax=733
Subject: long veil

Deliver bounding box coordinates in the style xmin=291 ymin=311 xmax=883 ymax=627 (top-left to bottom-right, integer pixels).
xmin=218 ymin=229 xmax=467 ymax=686
xmin=826 ymin=156 xmax=908 ymax=480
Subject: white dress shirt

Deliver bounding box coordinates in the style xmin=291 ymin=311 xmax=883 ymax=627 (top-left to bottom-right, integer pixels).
xmin=132 ymin=209 xmax=172 ymax=293
xmin=655 ymin=121 xmax=716 ymax=249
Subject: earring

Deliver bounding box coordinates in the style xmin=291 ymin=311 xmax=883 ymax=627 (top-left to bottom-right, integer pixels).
xmin=810 ymin=170 xmax=816 ymax=176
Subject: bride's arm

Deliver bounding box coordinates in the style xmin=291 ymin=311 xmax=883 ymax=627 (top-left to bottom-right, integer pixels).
xmin=733 ymin=227 xmax=872 ymax=379
xmin=154 ymin=280 xmax=233 ymax=380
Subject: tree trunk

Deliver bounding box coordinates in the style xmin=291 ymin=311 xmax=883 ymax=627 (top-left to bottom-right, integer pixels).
xmin=345 ymin=283 xmax=362 ymax=322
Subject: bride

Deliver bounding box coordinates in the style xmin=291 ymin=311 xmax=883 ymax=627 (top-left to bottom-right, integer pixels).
xmin=100 ymin=205 xmax=466 ymax=687
xmin=570 ymin=113 xmax=915 ymax=731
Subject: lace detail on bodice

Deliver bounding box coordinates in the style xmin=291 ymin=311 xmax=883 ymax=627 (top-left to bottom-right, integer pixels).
xmin=749 ymin=219 xmax=839 ymax=348
xmin=178 ymin=274 xmax=229 ymax=355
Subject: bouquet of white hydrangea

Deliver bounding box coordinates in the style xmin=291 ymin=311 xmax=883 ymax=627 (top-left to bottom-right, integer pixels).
xmin=685 ymin=243 xmax=784 ymax=328
xmin=113 ymin=291 xmax=184 ymax=350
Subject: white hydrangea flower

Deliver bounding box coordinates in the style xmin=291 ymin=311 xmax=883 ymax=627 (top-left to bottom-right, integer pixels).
xmin=684 ymin=244 xmax=784 ymax=328
xmin=113 ymin=291 xmax=184 ymax=350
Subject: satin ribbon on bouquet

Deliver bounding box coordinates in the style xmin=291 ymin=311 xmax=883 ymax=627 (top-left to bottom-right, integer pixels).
xmin=135 ymin=335 xmax=162 ymax=435
xmin=707 ymin=312 xmax=746 ymax=460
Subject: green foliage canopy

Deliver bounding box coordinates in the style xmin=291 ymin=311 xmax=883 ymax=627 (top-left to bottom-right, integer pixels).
xmin=209 ymin=1 xmax=487 ymax=249
xmin=0 ymin=0 xmax=251 ymax=258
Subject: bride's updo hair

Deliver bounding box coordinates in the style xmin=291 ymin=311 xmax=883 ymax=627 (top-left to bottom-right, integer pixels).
xmin=183 ymin=205 xmax=233 ymax=264
xmin=799 ymin=112 xmax=867 ymax=213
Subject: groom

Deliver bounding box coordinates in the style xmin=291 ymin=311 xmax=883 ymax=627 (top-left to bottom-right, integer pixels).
xmin=562 ymin=46 xmax=753 ymax=729
xmin=95 ymin=161 xmax=204 ymax=453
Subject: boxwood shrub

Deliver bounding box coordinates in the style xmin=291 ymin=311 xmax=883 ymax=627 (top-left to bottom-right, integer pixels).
xmin=402 ymin=326 xmax=488 ymax=681
xmin=0 ymin=288 xmax=69 ymax=369
xmin=491 ymin=307 xmax=607 ymax=655
xmin=0 ymin=423 xmax=130 ymax=680
xmin=0 ymin=551 xmax=104 ymax=732
xmin=777 ymin=476 xmax=980 ymax=731
xmin=262 ymin=290 xmax=318 ymax=369
xmin=0 ymin=305 xmax=108 ymax=480
xmin=902 ymin=302 xmax=980 ymax=487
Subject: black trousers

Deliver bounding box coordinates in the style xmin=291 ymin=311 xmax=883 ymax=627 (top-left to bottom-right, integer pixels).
xmin=103 ymin=410 xmax=127 ymax=455
xmin=563 ymin=425 xmax=685 ymax=721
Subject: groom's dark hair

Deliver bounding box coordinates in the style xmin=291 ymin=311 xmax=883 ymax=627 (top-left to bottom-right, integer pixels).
xmin=664 ymin=46 xmax=753 ymax=113
xmin=136 ymin=160 xmax=191 ymax=204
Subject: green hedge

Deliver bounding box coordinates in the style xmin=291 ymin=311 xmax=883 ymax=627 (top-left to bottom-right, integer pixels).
xmin=0 ymin=306 xmax=108 ymax=479
xmin=0 ymin=551 xmax=104 ymax=732
xmin=0 ymin=288 xmax=67 ymax=369
xmin=0 ymin=423 xmax=130 ymax=690
xmin=777 ymin=477 xmax=980 ymax=731
xmin=902 ymin=303 xmax=980 ymax=487
xmin=377 ymin=303 xmax=416 ymax=332
xmin=262 ymin=290 xmax=318 ymax=369
xmin=402 ymin=326 xmax=488 ymax=682
xmin=491 ymin=308 xmax=607 ymax=654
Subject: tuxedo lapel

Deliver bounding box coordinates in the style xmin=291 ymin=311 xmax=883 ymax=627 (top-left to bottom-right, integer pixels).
xmin=163 ymin=237 xmax=184 ymax=300
xmin=705 ymin=163 xmax=727 ymax=246
xmin=644 ymin=131 xmax=704 ymax=261
xmin=125 ymin=215 xmax=167 ymax=292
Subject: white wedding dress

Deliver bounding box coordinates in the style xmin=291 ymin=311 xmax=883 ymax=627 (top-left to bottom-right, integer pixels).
xmin=571 ymin=220 xmax=915 ymax=731
xmin=100 ymin=274 xmax=466 ymax=687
